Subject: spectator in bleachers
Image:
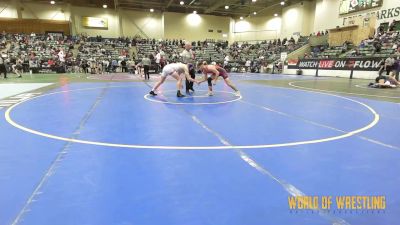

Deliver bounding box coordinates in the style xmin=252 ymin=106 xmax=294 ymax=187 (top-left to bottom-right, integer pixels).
xmin=389 ymin=20 xmax=396 ymax=32
xmin=373 ymin=39 xmax=382 ymax=53
xmin=136 ymin=62 xmax=143 ymax=77
xmin=88 ymin=59 xmax=96 ymax=74
xmin=102 ymin=59 xmax=110 ymax=74
xmin=58 ymin=48 xmax=65 ymax=63
xmin=359 ymin=40 xmax=366 ymax=49
xmin=0 ymin=53 xmax=7 ymax=78
xmin=128 ymin=60 xmax=136 ymax=74
xmin=80 ymin=60 xmax=88 ymax=73
xmin=72 ymin=59 xmax=80 ymax=74
xmin=393 ymin=57 xmax=400 ymax=79
xmin=377 ymin=24 xmax=385 ymax=36
xmin=223 ymin=55 xmax=229 ymax=69
xmin=350 ymin=48 xmax=362 ymax=57
xmin=111 ymin=59 xmax=118 ymax=72
xmin=155 ymin=50 xmax=164 ymax=71
xmin=121 ymin=59 xmax=127 ymax=73
xmin=95 ymin=60 xmax=103 ymax=74
xmin=0 ymin=32 xmax=312 ymax=75
xmin=245 ymin=59 xmax=251 ymax=71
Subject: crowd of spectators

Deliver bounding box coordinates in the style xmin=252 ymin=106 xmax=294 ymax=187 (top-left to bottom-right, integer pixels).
xmin=0 ymin=32 xmax=138 ymax=77
xmin=134 ymin=35 xmax=310 ymax=73
xmin=309 ymin=30 xmax=329 ymax=37
xmin=304 ymin=21 xmax=400 ymax=59
xmin=0 ymin=31 xmax=311 ymax=77
xmin=2 ymin=21 xmax=400 ymax=78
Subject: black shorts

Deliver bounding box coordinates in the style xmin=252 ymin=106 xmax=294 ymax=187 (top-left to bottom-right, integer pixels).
xmin=0 ymin=64 xmax=6 ymax=72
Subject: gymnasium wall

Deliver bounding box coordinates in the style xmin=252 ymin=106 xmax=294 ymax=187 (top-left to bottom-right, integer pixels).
xmin=281 ymin=1 xmax=315 ymax=38
xmin=231 ymin=1 xmax=315 ymax=42
xmin=232 ymin=15 xmax=282 ymax=42
xmin=0 ymin=2 xmax=70 ymax=34
xmin=120 ymin=10 xmax=163 ymax=39
xmin=21 ymin=3 xmax=70 ymax=21
xmin=0 ymin=18 xmax=70 ymax=34
xmin=70 ymin=6 xmax=120 ymax=37
xmin=71 ymin=7 xmax=164 ymax=38
xmin=313 ymin=0 xmax=341 ymax=32
xmin=1 ymin=0 xmax=399 ymax=41
xmin=0 ymin=1 xmax=18 ymax=18
xmin=163 ymin=12 xmax=230 ymax=41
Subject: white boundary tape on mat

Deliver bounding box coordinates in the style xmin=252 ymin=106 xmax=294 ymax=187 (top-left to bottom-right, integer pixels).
xmin=144 ymin=90 xmax=242 ymax=105
xmin=289 ymin=80 xmax=400 ymax=99
xmin=4 ymin=84 xmax=380 ymax=150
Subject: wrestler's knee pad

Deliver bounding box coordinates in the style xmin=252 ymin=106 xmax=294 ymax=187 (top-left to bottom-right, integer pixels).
xmin=207 ymin=77 xmax=212 ymax=86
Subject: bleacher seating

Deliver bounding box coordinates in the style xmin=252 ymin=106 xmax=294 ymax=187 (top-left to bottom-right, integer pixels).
xmin=0 ymin=32 xmax=312 ymax=74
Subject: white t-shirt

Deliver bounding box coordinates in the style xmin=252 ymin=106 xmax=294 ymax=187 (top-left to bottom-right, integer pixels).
xmin=58 ymin=51 xmax=65 ymax=62
xmin=155 ymin=53 xmax=161 ymax=64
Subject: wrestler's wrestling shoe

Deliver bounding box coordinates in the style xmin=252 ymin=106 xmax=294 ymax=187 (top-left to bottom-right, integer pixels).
xmin=177 ymin=91 xmax=185 ymax=97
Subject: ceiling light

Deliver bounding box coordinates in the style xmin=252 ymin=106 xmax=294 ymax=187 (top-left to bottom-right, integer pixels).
xmin=50 ymin=1 xmax=55 ymax=4
xmin=180 ymin=1 xmax=184 ymax=5
xmin=253 ymin=12 xmax=257 ymax=15
xmin=240 ymin=16 xmax=243 ymax=20
xmin=252 ymin=0 xmax=257 ymax=2
xmin=225 ymin=5 xmax=229 ymax=9
xmin=150 ymin=8 xmax=154 ymax=12
xmin=193 ymin=10 xmax=197 ymax=14
xmin=274 ymin=13 xmax=278 ymax=17
xmin=103 ymin=4 xmax=107 ymax=8
xmin=280 ymin=1 xmax=285 ymax=5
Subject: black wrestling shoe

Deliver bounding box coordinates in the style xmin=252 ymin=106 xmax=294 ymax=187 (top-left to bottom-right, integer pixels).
xmin=149 ymin=91 xmax=157 ymax=96
xmin=177 ymin=91 xmax=185 ymax=97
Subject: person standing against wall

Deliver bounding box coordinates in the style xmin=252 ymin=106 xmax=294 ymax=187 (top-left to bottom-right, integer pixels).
xmin=142 ymin=55 xmax=151 ymax=80
xmin=0 ymin=53 xmax=7 ymax=79
xmin=181 ymin=43 xmax=196 ymax=94
xmin=121 ymin=59 xmax=127 ymax=73
xmin=394 ymin=56 xmax=400 ymax=80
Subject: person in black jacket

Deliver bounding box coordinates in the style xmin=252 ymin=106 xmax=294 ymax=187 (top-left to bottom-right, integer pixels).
xmin=121 ymin=59 xmax=127 ymax=73
xmin=0 ymin=54 xmax=7 ymax=78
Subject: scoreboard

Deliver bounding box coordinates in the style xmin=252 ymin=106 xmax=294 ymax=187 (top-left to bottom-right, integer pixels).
xmin=339 ymin=0 xmax=383 ymax=15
